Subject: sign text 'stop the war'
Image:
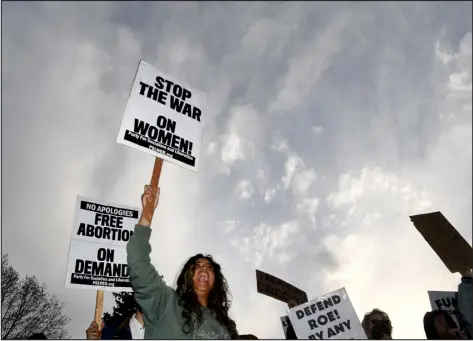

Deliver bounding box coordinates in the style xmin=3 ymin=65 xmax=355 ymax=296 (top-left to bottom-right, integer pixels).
xmin=117 ymin=60 xmax=206 ymax=172
xmin=137 ymin=78 xmax=202 ymax=122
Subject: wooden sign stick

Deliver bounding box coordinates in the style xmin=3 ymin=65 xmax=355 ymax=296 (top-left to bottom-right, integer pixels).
xmin=142 ymin=157 xmax=163 ymax=224
xmin=150 ymin=157 xmax=164 ymax=191
xmin=94 ymin=290 xmax=104 ymax=327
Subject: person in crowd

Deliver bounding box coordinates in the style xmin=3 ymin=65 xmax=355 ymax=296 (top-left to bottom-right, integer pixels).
xmin=423 ymin=310 xmax=468 ymax=339
xmin=86 ymin=296 xmax=145 ymax=339
xmin=424 ymin=268 xmax=473 ymax=340
xmin=27 ymin=333 xmax=48 ymax=339
xmin=238 ymin=334 xmax=258 ymax=339
xmin=361 ymin=309 xmax=393 ymax=339
xmin=456 ymin=268 xmax=472 ymax=336
xmin=127 ymin=185 xmax=238 ymax=339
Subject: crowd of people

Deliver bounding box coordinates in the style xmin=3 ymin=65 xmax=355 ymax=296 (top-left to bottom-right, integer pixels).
xmin=83 ymin=184 xmax=472 ymax=340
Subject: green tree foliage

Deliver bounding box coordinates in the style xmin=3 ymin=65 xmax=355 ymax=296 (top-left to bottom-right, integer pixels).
xmin=1 ymin=254 xmax=70 ymax=339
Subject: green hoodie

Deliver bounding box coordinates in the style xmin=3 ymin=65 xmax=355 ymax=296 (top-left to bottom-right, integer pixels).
xmin=127 ymin=225 xmax=232 ymax=339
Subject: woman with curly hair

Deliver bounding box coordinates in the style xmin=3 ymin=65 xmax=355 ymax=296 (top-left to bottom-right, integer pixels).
xmin=361 ymin=309 xmax=393 ymax=339
xmin=127 ymin=185 xmax=238 ymax=339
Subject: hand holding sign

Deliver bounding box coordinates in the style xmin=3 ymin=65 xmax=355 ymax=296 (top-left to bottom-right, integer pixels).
xmin=86 ymin=322 xmax=102 ymax=340
xmin=139 ymin=185 xmax=161 ymax=227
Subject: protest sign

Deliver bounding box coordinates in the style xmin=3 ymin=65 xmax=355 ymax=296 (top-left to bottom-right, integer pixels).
xmin=117 ymin=60 xmax=206 ymax=172
xmin=281 ymin=315 xmax=290 ymax=337
xmin=256 ymin=269 xmax=308 ymax=305
xmin=65 ymin=196 xmax=140 ymax=292
xmin=428 ymin=291 xmax=459 ymax=326
xmin=410 ymin=211 xmax=473 ymax=273
xmin=287 ymin=288 xmax=366 ymax=340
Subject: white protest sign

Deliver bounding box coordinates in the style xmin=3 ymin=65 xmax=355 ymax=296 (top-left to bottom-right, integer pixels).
xmin=117 ymin=60 xmax=206 ymax=172
xmin=281 ymin=315 xmax=290 ymax=337
xmin=288 ymin=288 xmax=367 ymax=340
xmin=428 ymin=291 xmax=459 ymax=326
xmin=65 ymin=196 xmax=140 ymax=292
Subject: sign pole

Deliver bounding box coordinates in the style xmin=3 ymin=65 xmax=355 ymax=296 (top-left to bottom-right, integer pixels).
xmin=150 ymin=157 xmax=164 ymax=191
xmin=142 ymin=157 xmax=164 ymax=224
xmin=94 ymin=290 xmax=104 ymax=327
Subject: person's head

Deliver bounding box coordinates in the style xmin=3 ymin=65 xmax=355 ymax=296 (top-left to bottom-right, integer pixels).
xmin=423 ymin=310 xmax=459 ymax=339
xmin=176 ymin=254 xmax=238 ymax=338
xmin=362 ymin=309 xmax=393 ymax=339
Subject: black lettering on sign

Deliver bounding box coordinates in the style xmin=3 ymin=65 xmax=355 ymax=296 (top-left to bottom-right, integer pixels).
xmin=74 ymin=259 xmax=128 ymax=277
xmin=154 ymin=76 xmax=192 ymax=101
xmin=80 ymin=201 xmax=138 ymax=218
xmin=306 ymin=314 xmax=329 ymax=330
xmin=132 ymin=119 xmax=191 ymax=154
xmin=70 ymin=274 xmax=132 ymax=288
xmin=308 ymin=319 xmax=317 ymax=330
xmin=97 ymin=248 xmax=114 ymax=262
xmin=169 ymin=96 xmax=201 ymax=122
xmin=308 ymin=330 xmax=323 ymax=339
xmin=76 ymin=223 xmax=132 ymax=241
xmin=124 ymin=129 xmax=196 ymax=167
xmin=435 ymin=297 xmax=457 ymax=310
xmin=139 ymin=75 xmax=201 ymax=122
xmin=327 ymin=319 xmax=351 ymax=338
xmin=299 ymin=295 xmax=343 ymax=319
xmin=156 ymin=115 xmax=176 ymax=134
xmin=296 ymin=310 xmax=305 ymax=320
xmin=138 ymin=81 xmax=168 ymax=105
xmin=94 ymin=214 xmax=124 ymax=228
xmin=326 ymin=310 xmax=338 ymax=322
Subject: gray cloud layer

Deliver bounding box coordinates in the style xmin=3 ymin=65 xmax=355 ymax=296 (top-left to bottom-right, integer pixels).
xmin=2 ymin=2 xmax=471 ymax=338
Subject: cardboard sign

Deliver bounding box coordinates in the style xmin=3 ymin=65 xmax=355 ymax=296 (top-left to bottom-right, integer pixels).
xmin=281 ymin=315 xmax=290 ymax=337
xmin=117 ymin=60 xmax=206 ymax=172
xmin=410 ymin=211 xmax=473 ymax=273
xmin=256 ymin=269 xmax=308 ymax=305
xmin=65 ymin=196 xmax=140 ymax=291
xmin=428 ymin=291 xmax=460 ymax=326
xmin=287 ymin=288 xmax=366 ymax=340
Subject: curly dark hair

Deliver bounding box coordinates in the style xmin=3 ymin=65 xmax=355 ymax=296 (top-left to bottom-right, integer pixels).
xmin=175 ymin=254 xmax=238 ymax=339
xmin=361 ymin=308 xmax=393 ymax=339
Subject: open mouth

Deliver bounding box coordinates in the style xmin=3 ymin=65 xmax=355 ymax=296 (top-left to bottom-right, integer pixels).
xmin=198 ymin=272 xmax=209 ymax=283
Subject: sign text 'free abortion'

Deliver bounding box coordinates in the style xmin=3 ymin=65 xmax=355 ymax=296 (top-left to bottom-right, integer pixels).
xmin=117 ymin=60 xmax=206 ymax=172
xmin=65 ymin=197 xmax=140 ymax=292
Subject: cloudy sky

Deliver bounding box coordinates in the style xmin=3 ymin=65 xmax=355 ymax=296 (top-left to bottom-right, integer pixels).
xmin=2 ymin=1 xmax=472 ymax=339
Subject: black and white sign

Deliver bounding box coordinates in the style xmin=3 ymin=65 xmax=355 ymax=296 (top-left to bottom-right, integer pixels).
xmin=287 ymin=288 xmax=366 ymax=340
xmin=428 ymin=291 xmax=459 ymax=326
xmin=117 ymin=60 xmax=206 ymax=172
xmin=256 ymin=269 xmax=308 ymax=305
xmin=281 ymin=315 xmax=290 ymax=337
xmin=65 ymin=196 xmax=140 ymax=291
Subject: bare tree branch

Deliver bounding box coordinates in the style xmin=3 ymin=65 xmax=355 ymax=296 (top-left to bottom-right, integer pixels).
xmin=1 ymin=254 xmax=70 ymax=339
